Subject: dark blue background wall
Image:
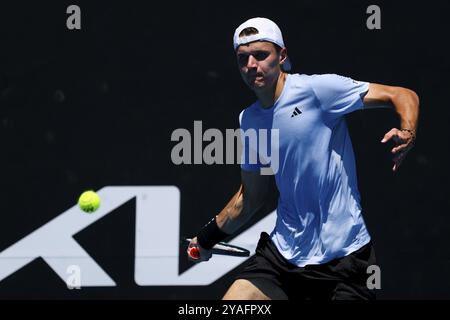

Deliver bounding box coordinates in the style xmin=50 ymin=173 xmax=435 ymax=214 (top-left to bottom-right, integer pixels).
xmin=0 ymin=0 xmax=449 ymax=299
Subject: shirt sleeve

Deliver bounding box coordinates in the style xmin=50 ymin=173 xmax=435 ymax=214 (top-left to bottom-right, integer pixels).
xmin=309 ymin=74 xmax=369 ymax=118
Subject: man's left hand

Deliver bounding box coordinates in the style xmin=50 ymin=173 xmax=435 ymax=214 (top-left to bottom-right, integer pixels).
xmin=381 ymin=128 xmax=415 ymax=172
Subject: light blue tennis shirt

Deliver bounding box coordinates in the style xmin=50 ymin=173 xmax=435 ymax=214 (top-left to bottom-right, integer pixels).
xmin=240 ymin=73 xmax=372 ymax=267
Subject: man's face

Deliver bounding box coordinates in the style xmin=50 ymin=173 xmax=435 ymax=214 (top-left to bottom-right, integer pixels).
xmin=236 ymin=41 xmax=283 ymax=91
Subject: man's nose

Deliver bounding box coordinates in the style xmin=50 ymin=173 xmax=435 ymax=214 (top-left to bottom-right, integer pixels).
xmin=246 ymin=55 xmax=258 ymax=69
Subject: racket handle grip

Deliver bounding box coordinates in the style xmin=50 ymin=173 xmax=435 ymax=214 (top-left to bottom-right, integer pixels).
xmin=188 ymin=246 xmax=200 ymax=260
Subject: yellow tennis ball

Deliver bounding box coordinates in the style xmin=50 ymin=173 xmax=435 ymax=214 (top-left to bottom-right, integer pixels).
xmin=78 ymin=190 xmax=100 ymax=213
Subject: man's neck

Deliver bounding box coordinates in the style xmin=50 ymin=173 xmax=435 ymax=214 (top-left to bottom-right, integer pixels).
xmin=256 ymin=72 xmax=287 ymax=108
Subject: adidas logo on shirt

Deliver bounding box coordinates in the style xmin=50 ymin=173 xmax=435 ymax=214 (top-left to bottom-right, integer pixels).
xmin=291 ymin=107 xmax=302 ymax=118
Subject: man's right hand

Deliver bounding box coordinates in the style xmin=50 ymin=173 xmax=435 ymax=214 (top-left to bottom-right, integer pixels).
xmin=187 ymin=237 xmax=213 ymax=262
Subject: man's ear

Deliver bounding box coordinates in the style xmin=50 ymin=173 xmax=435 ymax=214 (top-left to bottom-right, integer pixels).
xmin=279 ymin=47 xmax=288 ymax=66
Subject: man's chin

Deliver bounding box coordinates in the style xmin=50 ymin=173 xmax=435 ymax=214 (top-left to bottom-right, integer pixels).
xmin=248 ymin=80 xmax=265 ymax=90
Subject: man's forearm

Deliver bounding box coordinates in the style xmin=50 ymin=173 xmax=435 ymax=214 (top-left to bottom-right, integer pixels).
xmin=391 ymin=88 xmax=420 ymax=132
xmin=196 ymin=185 xmax=252 ymax=249
xmin=364 ymin=83 xmax=420 ymax=132
xmin=216 ymin=185 xmax=248 ymax=234
xmin=215 ymin=170 xmax=279 ymax=234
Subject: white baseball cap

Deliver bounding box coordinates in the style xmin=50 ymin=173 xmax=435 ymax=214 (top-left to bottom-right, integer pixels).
xmin=233 ymin=17 xmax=291 ymax=71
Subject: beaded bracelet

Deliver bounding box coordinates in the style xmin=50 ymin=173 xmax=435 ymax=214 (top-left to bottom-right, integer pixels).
xmin=401 ymin=128 xmax=416 ymax=141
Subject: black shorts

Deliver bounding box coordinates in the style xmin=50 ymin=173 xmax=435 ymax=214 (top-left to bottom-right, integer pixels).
xmin=236 ymin=232 xmax=377 ymax=300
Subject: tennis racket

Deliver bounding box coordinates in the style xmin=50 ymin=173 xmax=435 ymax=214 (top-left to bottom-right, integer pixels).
xmin=183 ymin=237 xmax=250 ymax=259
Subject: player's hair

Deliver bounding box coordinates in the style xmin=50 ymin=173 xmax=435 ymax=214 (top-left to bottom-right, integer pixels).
xmin=238 ymin=27 xmax=282 ymax=53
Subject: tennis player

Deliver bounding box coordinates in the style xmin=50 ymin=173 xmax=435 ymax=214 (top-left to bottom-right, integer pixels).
xmin=187 ymin=17 xmax=419 ymax=300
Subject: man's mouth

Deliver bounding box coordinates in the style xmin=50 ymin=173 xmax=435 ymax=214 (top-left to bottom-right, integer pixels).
xmin=249 ymin=74 xmax=264 ymax=82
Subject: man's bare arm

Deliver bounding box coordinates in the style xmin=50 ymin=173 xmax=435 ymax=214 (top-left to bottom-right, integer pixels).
xmin=364 ymin=83 xmax=419 ymax=131
xmin=216 ymin=170 xmax=278 ymax=234
xmin=188 ymin=170 xmax=277 ymax=261
xmin=363 ymin=83 xmax=420 ymax=171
